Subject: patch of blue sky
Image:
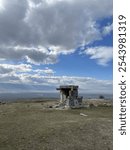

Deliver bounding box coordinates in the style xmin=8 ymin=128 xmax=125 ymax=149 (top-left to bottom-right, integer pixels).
xmin=50 ymin=52 xmax=113 ymax=80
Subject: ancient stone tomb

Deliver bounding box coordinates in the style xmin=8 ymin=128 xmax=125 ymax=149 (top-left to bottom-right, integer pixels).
xmin=56 ymin=85 xmax=83 ymax=108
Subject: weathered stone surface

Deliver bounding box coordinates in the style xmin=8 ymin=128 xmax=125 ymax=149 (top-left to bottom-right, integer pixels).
xmin=56 ymin=85 xmax=83 ymax=108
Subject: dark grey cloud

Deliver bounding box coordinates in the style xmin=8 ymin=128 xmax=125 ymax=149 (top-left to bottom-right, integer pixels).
xmin=0 ymin=64 xmax=32 ymax=74
xmin=0 ymin=66 xmax=12 ymax=74
xmin=0 ymin=46 xmax=58 ymax=64
xmin=0 ymin=0 xmax=29 ymax=44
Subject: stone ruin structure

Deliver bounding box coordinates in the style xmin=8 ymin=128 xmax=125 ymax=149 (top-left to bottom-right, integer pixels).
xmin=56 ymin=85 xmax=83 ymax=108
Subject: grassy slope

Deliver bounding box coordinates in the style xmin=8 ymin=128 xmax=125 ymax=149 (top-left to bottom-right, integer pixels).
xmin=0 ymin=101 xmax=112 ymax=150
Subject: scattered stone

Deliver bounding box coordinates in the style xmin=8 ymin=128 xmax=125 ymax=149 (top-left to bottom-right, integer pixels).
xmin=0 ymin=101 xmax=6 ymax=105
xmin=89 ymin=103 xmax=95 ymax=108
xmin=80 ymin=113 xmax=88 ymax=117
xmin=49 ymin=105 xmax=53 ymax=108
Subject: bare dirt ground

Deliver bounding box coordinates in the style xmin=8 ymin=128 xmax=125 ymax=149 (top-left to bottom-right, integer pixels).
xmin=0 ymin=100 xmax=112 ymax=150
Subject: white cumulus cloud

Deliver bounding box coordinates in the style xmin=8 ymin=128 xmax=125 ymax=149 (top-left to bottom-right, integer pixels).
xmin=102 ymin=23 xmax=113 ymax=36
xmin=0 ymin=0 xmax=113 ymax=64
xmin=84 ymin=46 xmax=113 ymax=66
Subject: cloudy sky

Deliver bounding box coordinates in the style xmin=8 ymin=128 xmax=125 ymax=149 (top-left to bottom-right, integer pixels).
xmin=0 ymin=0 xmax=113 ymax=94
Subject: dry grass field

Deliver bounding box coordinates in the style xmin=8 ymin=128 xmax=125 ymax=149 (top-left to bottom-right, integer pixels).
xmin=0 ymin=100 xmax=112 ymax=150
